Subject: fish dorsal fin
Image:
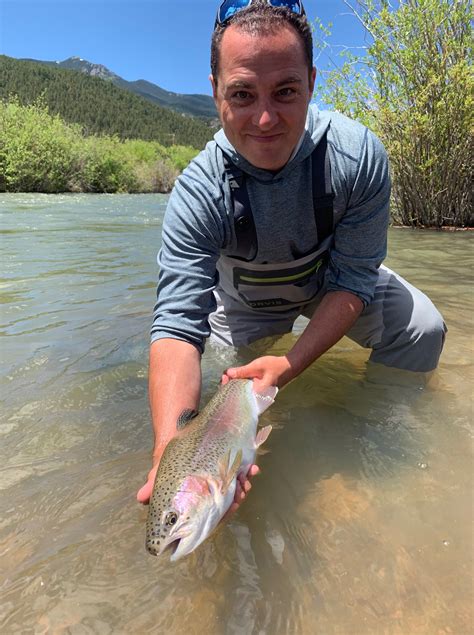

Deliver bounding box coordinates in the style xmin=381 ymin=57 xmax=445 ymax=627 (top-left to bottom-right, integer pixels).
xmin=254 ymin=386 xmax=278 ymax=415
xmin=218 ymin=449 xmax=243 ymax=493
xmin=176 ymin=408 xmax=199 ymax=431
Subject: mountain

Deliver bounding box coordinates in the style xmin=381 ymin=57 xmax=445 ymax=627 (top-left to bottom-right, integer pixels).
xmin=21 ymin=56 xmax=218 ymax=120
xmin=0 ymin=55 xmax=217 ymax=148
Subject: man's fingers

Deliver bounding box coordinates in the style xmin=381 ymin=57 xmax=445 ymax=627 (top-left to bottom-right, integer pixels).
xmin=247 ymin=464 xmax=260 ymax=478
xmin=237 ymin=464 xmax=260 ymax=486
xmin=224 ymin=464 xmax=262 ymax=520
xmin=136 ymin=466 xmax=159 ymax=504
xmin=136 ymin=480 xmax=152 ymax=504
xmin=227 ymin=502 xmax=239 ymax=516
xmin=234 ymin=480 xmax=245 ymax=503
xmin=225 ymin=363 xmax=258 ymax=380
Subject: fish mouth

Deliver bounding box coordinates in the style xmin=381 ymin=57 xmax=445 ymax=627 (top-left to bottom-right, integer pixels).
xmin=164 ymin=539 xmax=180 ymax=557
xmin=146 ymin=538 xmax=180 ymax=558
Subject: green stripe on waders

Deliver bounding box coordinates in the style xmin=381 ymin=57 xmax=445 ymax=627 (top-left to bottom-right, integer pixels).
xmin=238 ymin=259 xmax=324 ymax=284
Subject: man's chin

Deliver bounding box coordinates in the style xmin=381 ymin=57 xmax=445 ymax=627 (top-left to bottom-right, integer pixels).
xmin=227 ymin=136 xmax=289 ymax=172
xmin=244 ymin=151 xmax=289 ymax=172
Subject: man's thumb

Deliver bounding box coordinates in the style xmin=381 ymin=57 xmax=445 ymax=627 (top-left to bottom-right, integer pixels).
xmin=137 ymin=465 xmax=158 ymax=504
xmin=137 ymin=480 xmax=152 ymax=504
xmin=226 ymin=364 xmax=252 ymax=379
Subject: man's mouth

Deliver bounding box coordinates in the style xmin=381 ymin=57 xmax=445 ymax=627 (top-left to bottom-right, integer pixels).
xmin=249 ymin=134 xmax=282 ymax=143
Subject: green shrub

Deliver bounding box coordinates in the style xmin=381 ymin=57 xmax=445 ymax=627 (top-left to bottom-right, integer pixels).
xmin=165 ymin=145 xmax=201 ymax=172
xmin=74 ymin=135 xmax=138 ymax=193
xmin=0 ymin=98 xmax=199 ymax=193
xmin=315 ymin=0 xmax=473 ymax=227
xmin=0 ymin=98 xmax=79 ymax=192
xmin=131 ymin=160 xmax=179 ymax=193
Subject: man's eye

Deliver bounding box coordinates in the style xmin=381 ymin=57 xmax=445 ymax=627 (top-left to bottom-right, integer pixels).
xmin=278 ymin=88 xmax=296 ymax=97
xmin=233 ymin=91 xmax=251 ymax=100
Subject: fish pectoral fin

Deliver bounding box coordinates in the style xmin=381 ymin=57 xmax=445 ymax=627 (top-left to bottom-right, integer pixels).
xmin=184 ymin=474 xmax=227 ymax=500
xmin=176 ymin=408 xmax=199 ymax=431
xmin=218 ymin=449 xmax=243 ymax=494
xmin=255 ymin=425 xmax=272 ymax=448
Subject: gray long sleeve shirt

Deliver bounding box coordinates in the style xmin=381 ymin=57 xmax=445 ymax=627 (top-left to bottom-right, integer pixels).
xmin=151 ymin=105 xmax=390 ymax=353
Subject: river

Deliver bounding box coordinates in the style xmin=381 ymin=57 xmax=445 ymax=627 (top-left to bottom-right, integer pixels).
xmin=0 ymin=194 xmax=472 ymax=635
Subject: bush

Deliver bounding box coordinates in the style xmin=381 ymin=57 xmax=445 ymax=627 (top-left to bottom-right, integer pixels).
xmin=0 ymin=98 xmax=79 ymax=192
xmin=131 ymin=160 xmax=179 ymax=193
xmin=72 ymin=135 xmax=138 ymax=193
xmin=0 ymin=98 xmax=199 ymax=193
xmin=165 ymin=145 xmax=202 ymax=172
xmin=315 ymin=0 xmax=473 ymax=227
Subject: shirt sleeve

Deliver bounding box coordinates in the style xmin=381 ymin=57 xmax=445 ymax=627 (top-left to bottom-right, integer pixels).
xmin=150 ymin=157 xmax=227 ymax=353
xmin=327 ymin=128 xmax=391 ymax=305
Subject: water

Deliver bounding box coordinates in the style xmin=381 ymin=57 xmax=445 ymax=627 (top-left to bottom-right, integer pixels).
xmin=1 ymin=194 xmax=472 ymax=635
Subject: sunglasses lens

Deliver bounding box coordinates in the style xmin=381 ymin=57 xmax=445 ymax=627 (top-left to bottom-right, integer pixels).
xmin=216 ymin=0 xmax=304 ymax=27
xmin=269 ymin=1 xmax=302 ymax=12
xmin=218 ymin=0 xmax=251 ymax=24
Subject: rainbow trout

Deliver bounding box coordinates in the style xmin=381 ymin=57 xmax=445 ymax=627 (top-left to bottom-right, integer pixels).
xmin=146 ymin=379 xmax=278 ymax=560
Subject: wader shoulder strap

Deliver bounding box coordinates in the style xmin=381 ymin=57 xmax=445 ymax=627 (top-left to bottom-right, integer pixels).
xmin=311 ymin=130 xmax=335 ymax=244
xmin=223 ymin=156 xmax=258 ymax=261
xmin=223 ymin=129 xmax=334 ymax=262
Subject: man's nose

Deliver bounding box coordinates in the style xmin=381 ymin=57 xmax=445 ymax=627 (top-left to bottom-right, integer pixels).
xmin=252 ymin=99 xmax=278 ymax=129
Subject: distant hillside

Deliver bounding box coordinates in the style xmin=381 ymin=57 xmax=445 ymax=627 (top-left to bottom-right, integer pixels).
xmin=21 ymin=56 xmax=218 ymax=120
xmin=0 ymin=55 xmax=217 ymax=148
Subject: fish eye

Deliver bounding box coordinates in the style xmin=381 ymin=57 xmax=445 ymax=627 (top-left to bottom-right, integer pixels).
xmin=165 ymin=511 xmax=178 ymax=526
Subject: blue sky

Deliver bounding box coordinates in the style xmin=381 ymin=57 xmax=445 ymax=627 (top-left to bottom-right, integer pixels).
xmin=0 ymin=0 xmax=369 ymax=96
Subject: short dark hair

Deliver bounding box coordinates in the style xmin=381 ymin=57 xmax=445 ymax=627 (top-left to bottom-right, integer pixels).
xmin=211 ymin=2 xmax=313 ymax=86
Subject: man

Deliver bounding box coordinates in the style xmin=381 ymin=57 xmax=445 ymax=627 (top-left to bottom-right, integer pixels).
xmin=137 ymin=0 xmax=446 ymax=505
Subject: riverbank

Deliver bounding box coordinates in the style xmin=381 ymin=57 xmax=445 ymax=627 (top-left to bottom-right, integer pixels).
xmin=392 ymin=225 xmax=474 ymax=231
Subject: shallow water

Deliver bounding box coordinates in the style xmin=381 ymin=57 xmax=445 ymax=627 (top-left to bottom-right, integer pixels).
xmin=0 ymin=193 xmax=472 ymax=635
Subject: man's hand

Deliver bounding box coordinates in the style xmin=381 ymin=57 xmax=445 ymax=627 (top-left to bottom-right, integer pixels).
xmin=225 ymin=464 xmax=260 ymax=517
xmin=222 ymin=355 xmax=292 ymax=390
xmin=136 ymin=466 xmax=158 ymax=504
xmin=136 ymin=452 xmax=162 ymax=504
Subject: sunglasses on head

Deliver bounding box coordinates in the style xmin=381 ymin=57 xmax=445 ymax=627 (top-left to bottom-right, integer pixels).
xmin=214 ymin=0 xmax=306 ymax=29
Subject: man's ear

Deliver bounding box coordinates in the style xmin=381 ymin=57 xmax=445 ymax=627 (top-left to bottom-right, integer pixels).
xmin=309 ymin=66 xmax=317 ymax=98
xmin=209 ymin=74 xmax=218 ymax=101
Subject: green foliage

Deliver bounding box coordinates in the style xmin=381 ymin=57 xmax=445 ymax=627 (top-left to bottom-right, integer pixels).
xmin=0 ymin=98 xmax=79 ymax=192
xmin=0 ymin=99 xmax=198 ymax=193
xmin=0 ymin=55 xmax=217 ymax=150
xmin=165 ymin=145 xmax=204 ymax=172
xmin=315 ymin=0 xmax=473 ymax=227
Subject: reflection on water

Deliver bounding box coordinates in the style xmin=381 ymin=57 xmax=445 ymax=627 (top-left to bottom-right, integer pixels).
xmin=1 ymin=194 xmax=472 ymax=634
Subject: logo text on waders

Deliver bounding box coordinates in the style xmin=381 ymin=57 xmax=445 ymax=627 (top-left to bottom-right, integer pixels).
xmin=247 ymin=299 xmax=289 ymax=308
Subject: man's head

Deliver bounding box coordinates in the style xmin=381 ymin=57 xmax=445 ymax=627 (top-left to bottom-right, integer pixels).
xmin=210 ymin=1 xmax=315 ymax=171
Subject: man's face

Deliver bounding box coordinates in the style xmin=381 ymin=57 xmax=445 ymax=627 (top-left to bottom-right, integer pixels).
xmin=210 ymin=24 xmax=316 ymax=171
